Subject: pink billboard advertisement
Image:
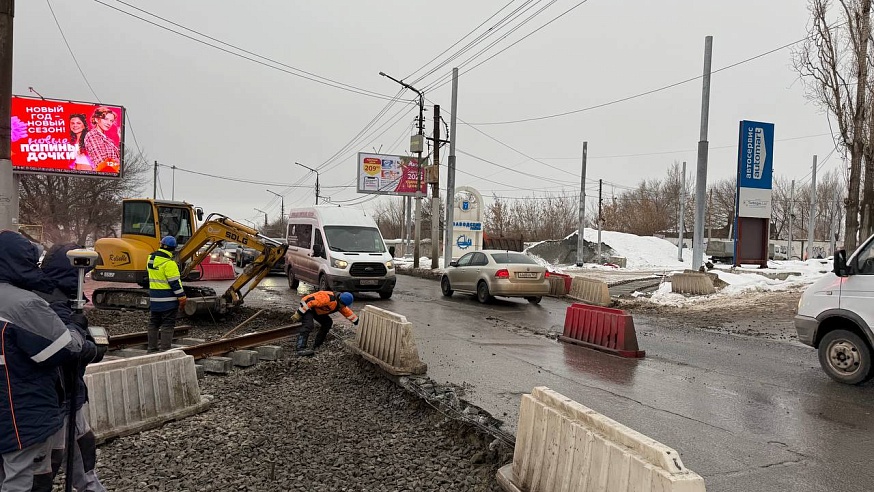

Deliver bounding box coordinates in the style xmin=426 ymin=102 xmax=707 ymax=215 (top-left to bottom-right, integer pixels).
xmin=11 ymin=95 xmax=125 ymax=178
xmin=357 ymin=152 xmax=427 ymax=196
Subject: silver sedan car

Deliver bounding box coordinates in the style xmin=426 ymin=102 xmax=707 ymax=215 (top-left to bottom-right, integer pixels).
xmin=441 ymin=250 xmax=550 ymax=304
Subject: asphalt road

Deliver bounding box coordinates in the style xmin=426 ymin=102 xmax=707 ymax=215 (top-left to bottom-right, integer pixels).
xmin=111 ymin=273 xmax=874 ymax=491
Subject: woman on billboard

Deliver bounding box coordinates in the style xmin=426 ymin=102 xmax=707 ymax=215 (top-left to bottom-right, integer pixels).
xmin=68 ymin=113 xmax=94 ymax=171
xmin=83 ymin=107 xmax=120 ymax=173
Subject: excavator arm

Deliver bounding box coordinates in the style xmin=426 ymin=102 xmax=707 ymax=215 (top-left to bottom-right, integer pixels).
xmin=177 ymin=214 xmax=289 ymax=315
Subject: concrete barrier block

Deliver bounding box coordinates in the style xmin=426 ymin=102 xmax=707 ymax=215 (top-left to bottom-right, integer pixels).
xmin=345 ymin=305 xmax=427 ymax=376
xmin=84 ymin=350 xmax=211 ymax=443
xmin=201 ymin=356 xmax=234 ymax=374
xmin=608 ymin=256 xmax=627 ymax=268
xmin=497 ymin=387 xmax=705 ymax=492
xmin=671 ymin=273 xmax=716 ymax=295
xmin=567 ymin=277 xmax=611 ymax=306
xmin=546 ymin=276 xmax=568 ymax=297
xmin=195 ymin=364 xmax=205 ymax=379
xmin=255 ymin=345 xmax=283 ymax=361
xmin=231 ymin=350 xmax=259 ymax=367
xmin=177 ymin=338 xmax=206 ymax=346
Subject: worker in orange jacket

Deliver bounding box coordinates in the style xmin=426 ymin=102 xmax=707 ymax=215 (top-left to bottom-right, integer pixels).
xmin=290 ymin=291 xmax=358 ymax=356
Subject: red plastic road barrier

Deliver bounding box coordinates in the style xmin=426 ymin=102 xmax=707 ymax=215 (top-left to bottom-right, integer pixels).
xmin=560 ymin=303 xmax=645 ymax=358
xmin=549 ymin=272 xmax=573 ymax=292
xmin=197 ymin=257 xmax=236 ymax=280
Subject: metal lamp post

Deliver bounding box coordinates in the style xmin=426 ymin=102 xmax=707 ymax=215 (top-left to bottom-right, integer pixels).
xmin=266 ymin=189 xmax=285 ymax=235
xmin=295 ymin=162 xmax=320 ymax=205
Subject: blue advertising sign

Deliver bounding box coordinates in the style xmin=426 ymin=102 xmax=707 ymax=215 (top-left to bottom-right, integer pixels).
xmin=737 ymin=120 xmax=774 ymax=190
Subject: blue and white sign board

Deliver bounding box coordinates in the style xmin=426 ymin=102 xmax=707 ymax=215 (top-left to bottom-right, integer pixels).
xmin=452 ymin=186 xmax=483 ymax=259
xmin=736 ymin=120 xmax=774 ymax=219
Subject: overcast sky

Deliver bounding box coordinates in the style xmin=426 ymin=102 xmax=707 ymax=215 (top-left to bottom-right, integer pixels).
xmin=13 ymin=0 xmax=835 ymax=229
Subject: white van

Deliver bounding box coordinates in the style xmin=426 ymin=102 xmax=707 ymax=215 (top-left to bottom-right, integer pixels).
xmin=795 ymin=233 xmax=874 ymax=384
xmin=284 ymin=206 xmax=396 ymax=298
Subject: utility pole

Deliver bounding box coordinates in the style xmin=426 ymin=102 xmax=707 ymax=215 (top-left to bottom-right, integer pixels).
xmin=295 ymin=162 xmax=320 ymax=205
xmin=443 ymin=68 xmax=459 ymax=269
xmin=807 ymin=155 xmax=818 ymax=260
xmin=171 ymin=165 xmax=177 ymax=201
xmin=430 ymin=105 xmax=441 ymax=269
xmin=597 ymin=179 xmax=603 ymax=263
xmin=267 ymin=189 xmax=285 ymax=235
xmin=255 ymin=208 xmax=268 ymax=228
xmin=692 ymin=35 xmax=713 ymax=270
xmin=379 ymin=71 xmax=424 ymax=268
xmin=153 ymin=161 xmax=158 ymax=199
xmin=576 ymin=142 xmax=588 ymax=266
xmin=678 ymin=161 xmax=686 ymax=261
xmin=788 ymin=179 xmax=795 ymax=259
xmin=0 ymin=1 xmax=16 ymax=232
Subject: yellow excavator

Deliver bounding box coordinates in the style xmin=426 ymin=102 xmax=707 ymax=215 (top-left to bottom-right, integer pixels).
xmin=91 ymin=198 xmax=287 ymax=315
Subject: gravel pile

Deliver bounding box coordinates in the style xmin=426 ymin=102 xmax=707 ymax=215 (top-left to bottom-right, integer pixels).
xmin=70 ymin=307 xmax=514 ymax=491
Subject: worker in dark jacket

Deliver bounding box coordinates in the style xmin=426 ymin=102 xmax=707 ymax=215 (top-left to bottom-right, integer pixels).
xmin=290 ymin=291 xmax=358 ymax=356
xmin=38 ymin=244 xmax=107 ymax=492
xmin=0 ymin=231 xmax=94 ymax=491
xmin=147 ymin=236 xmax=187 ymax=352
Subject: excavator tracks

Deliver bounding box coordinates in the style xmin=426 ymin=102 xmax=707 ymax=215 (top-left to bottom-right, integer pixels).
xmin=92 ymin=285 xmax=218 ymax=311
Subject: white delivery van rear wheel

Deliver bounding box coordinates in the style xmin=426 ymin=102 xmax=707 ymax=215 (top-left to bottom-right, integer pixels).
xmin=818 ymin=329 xmax=873 ymax=385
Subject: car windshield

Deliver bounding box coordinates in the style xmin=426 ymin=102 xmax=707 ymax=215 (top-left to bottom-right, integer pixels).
xmin=490 ymin=252 xmax=537 ymax=264
xmin=324 ymin=226 xmax=385 ymax=253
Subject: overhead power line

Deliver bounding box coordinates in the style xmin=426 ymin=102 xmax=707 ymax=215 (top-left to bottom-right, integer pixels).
xmin=92 ymin=0 xmax=398 ymax=101
xmin=155 ymin=163 xmax=353 ymax=188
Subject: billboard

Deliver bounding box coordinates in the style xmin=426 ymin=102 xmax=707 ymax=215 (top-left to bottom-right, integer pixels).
xmin=11 ymin=96 xmax=125 ymax=178
xmin=734 ymin=120 xmax=774 ymax=267
xmin=356 ymin=152 xmax=427 ymax=196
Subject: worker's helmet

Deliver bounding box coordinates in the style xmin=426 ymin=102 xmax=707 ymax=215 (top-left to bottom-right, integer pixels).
xmin=339 ymin=292 xmax=354 ymax=307
xmin=160 ymin=236 xmax=177 ymax=249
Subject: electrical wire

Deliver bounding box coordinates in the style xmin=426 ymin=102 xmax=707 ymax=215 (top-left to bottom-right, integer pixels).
xmin=47 ymin=0 xmax=101 ymax=102
xmin=155 ymin=163 xmax=354 ymax=188
xmin=92 ymin=0 xmax=399 ymax=101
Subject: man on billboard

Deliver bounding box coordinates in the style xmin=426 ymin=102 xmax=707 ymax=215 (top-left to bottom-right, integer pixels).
xmin=83 ymin=107 xmax=120 ymax=173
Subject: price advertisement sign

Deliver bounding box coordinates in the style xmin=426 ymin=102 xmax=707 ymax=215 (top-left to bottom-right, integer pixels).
xmin=356 ymin=152 xmax=428 ymax=196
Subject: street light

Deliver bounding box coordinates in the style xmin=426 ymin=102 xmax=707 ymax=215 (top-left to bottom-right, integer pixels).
xmin=254 ymin=208 xmax=268 ymax=228
xmin=295 ymin=162 xmax=320 ymax=205
xmin=266 ymin=189 xmax=285 ymax=234
xmin=379 ymin=71 xmax=425 ymax=268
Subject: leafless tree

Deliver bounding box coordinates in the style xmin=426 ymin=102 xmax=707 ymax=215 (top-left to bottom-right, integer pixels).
xmin=794 ymin=0 xmax=871 ymax=250
xmin=18 ymin=149 xmax=149 ymax=245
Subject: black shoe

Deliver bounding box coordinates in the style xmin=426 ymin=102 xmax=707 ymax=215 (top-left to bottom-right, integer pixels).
xmin=296 ymin=349 xmax=315 ymax=357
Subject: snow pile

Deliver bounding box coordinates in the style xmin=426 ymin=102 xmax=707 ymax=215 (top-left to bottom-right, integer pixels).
xmin=553 ymin=228 xmax=694 ymax=270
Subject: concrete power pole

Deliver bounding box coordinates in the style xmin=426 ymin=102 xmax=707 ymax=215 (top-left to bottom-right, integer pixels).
xmin=692 ymin=36 xmax=714 ymax=270
xmin=807 ymin=155 xmax=817 ymax=260
xmin=788 ymin=179 xmax=795 ymax=259
xmin=153 ymin=161 xmax=158 ymax=199
xmin=0 ymin=1 xmax=16 ymax=232
xmin=430 ymin=105 xmax=440 ymax=269
xmin=678 ymin=161 xmax=686 ymax=261
xmin=576 ymin=142 xmax=588 ymax=266
xmin=443 ymin=68 xmax=459 ymax=269
xmin=597 ymin=179 xmax=603 ymax=263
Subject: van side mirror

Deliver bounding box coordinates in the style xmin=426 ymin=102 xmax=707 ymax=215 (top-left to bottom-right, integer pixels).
xmin=449 ymin=260 xmax=458 ymax=267
xmin=834 ymin=249 xmax=849 ymax=277
xmin=313 ymin=243 xmax=325 ymax=258
xmin=389 ymin=246 xmax=396 ymax=258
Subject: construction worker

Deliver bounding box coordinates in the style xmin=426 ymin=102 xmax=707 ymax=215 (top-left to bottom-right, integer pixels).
xmin=147 ymin=236 xmax=187 ymax=352
xmin=290 ymin=291 xmax=358 ymax=356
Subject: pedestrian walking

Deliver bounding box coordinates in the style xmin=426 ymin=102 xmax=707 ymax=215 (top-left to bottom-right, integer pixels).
xmin=290 ymin=291 xmax=358 ymax=356
xmin=0 ymin=231 xmax=95 ymax=491
xmin=147 ymin=236 xmax=187 ymax=352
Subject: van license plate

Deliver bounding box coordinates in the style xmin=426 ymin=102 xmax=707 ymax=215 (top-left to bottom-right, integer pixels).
xmin=516 ymin=272 xmax=538 ymax=279
xmin=360 ymin=279 xmax=379 ymax=285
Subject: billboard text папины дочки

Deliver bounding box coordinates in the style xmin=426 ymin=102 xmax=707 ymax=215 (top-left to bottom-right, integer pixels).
xmin=357 ymin=152 xmax=427 ymax=196
xmin=11 ymin=95 xmax=125 ymax=178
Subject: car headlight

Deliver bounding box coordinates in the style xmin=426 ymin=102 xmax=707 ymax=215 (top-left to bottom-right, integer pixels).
xmin=385 ymin=260 xmax=394 ymax=269
xmin=332 ymin=258 xmax=348 ymax=269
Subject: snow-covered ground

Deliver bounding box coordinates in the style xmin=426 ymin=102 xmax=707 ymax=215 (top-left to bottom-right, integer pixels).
xmin=392 ymin=229 xmax=832 ymax=306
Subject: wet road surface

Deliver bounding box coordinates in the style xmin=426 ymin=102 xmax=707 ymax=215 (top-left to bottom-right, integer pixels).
xmin=92 ymin=273 xmax=874 ymax=491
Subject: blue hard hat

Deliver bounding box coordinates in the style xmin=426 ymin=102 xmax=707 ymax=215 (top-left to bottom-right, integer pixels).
xmin=339 ymin=292 xmax=353 ymax=306
xmin=160 ymin=236 xmax=177 ymax=248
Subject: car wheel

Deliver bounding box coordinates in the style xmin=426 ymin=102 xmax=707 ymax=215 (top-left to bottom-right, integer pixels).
xmin=476 ymin=281 xmax=493 ymax=304
xmin=818 ymin=329 xmax=873 ymax=385
xmin=287 ymin=269 xmax=299 ymax=289
xmin=526 ymin=296 xmax=542 ymax=304
xmin=318 ymin=274 xmax=331 ymax=292
xmin=441 ymin=276 xmax=454 ymax=297
xmin=379 ymin=290 xmax=393 ymax=299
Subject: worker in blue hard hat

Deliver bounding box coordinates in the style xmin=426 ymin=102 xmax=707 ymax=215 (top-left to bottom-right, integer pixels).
xmin=146 ymin=236 xmax=187 ymax=352
xmin=290 ymin=291 xmax=358 ymax=356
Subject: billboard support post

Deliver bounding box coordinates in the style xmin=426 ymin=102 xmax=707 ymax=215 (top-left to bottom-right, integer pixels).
xmin=430 ymin=105 xmax=440 ymax=269
xmin=0 ymin=0 xmax=15 ymax=232
xmin=443 ymin=68 xmax=459 ymax=268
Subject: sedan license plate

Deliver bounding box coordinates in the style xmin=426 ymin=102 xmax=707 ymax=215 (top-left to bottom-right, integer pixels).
xmin=360 ymin=279 xmax=379 ymax=285
xmin=516 ymin=272 xmax=538 ymax=279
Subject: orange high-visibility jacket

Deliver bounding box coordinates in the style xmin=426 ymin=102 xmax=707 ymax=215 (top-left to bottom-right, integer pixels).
xmin=297 ymin=291 xmax=358 ymax=323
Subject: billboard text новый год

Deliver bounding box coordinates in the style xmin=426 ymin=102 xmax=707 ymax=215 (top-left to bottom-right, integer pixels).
xmin=11 ymin=96 xmax=125 ymax=178
xmin=357 ymin=153 xmax=427 ymax=196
